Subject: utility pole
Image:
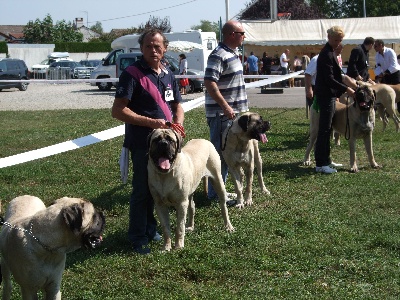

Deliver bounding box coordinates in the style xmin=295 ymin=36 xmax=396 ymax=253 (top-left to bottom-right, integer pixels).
xmin=363 ymin=0 xmax=366 ymax=17
xmin=82 ymin=11 xmax=88 ymax=27
xmin=225 ymin=0 xmax=229 ymax=22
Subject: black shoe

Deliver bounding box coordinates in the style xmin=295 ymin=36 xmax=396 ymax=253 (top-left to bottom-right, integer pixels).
xmin=133 ymin=245 xmax=151 ymax=255
xmin=226 ymin=200 xmax=237 ymax=207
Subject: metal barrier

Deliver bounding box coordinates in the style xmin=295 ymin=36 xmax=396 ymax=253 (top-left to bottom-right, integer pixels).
xmin=47 ymin=67 xmax=72 ymax=80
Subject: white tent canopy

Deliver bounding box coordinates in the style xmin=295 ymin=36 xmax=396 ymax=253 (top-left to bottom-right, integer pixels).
xmin=242 ymin=16 xmax=400 ymax=46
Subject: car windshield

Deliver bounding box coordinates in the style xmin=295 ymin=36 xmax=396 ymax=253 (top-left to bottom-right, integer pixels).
xmin=80 ymin=60 xmax=100 ymax=67
xmin=163 ymin=54 xmax=179 ymax=71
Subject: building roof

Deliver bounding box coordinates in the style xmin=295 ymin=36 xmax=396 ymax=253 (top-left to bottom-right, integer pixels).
xmin=0 ymin=25 xmax=25 ymax=35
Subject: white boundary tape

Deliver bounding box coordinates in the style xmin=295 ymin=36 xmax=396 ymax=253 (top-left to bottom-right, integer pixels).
xmin=0 ymin=72 xmax=302 ymax=169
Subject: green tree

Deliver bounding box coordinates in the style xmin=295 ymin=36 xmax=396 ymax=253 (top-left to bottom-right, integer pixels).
xmin=309 ymin=0 xmax=400 ymax=18
xmin=239 ymin=0 xmax=325 ymax=20
xmin=90 ymin=21 xmax=103 ymax=34
xmin=191 ymin=20 xmax=220 ymax=40
xmin=137 ymin=16 xmax=172 ymax=33
xmin=23 ymin=14 xmax=83 ymax=43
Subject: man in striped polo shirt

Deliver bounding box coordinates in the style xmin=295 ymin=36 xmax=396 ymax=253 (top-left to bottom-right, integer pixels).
xmin=204 ymin=20 xmax=248 ymax=204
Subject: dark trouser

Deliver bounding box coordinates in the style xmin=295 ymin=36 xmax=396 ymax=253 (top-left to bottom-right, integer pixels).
xmin=263 ymin=67 xmax=271 ymax=75
xmin=382 ymin=70 xmax=400 ymax=113
xmin=281 ymin=66 xmax=288 ymax=86
xmin=128 ymin=147 xmax=157 ymax=247
xmin=314 ymin=95 xmax=336 ymax=167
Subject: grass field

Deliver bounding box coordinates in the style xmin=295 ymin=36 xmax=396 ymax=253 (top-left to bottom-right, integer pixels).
xmin=0 ymin=107 xmax=399 ymax=299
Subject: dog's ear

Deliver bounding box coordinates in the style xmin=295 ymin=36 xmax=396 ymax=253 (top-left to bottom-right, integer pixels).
xmin=62 ymin=204 xmax=83 ymax=234
xmin=172 ymin=129 xmax=183 ymax=153
xmin=238 ymin=115 xmax=250 ymax=132
xmin=147 ymin=129 xmax=157 ymax=150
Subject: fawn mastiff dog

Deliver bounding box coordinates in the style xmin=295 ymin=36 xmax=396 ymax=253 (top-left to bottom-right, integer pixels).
xmin=359 ymin=82 xmax=399 ymax=132
xmin=304 ymin=85 xmax=380 ymax=172
xmin=147 ymin=129 xmax=234 ymax=251
xmin=0 ymin=195 xmax=105 ymax=300
xmin=221 ymin=112 xmax=271 ymax=208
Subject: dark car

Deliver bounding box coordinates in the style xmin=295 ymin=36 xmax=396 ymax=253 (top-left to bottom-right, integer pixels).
xmin=0 ymin=58 xmax=29 ymax=91
xmin=48 ymin=60 xmax=92 ymax=79
xmin=79 ymin=59 xmax=102 ymax=70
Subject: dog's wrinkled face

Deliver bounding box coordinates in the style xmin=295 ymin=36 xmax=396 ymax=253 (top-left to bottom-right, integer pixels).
xmin=148 ymin=128 xmax=182 ymax=173
xmin=237 ymin=113 xmax=271 ymax=143
xmin=354 ymin=85 xmax=375 ymax=111
xmin=58 ymin=198 xmax=105 ymax=249
xmin=350 ymin=85 xmax=376 ymax=132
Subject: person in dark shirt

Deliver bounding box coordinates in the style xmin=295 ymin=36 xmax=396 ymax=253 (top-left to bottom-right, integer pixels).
xmin=111 ymin=29 xmax=184 ymax=254
xmin=261 ymin=52 xmax=272 ymax=75
xmin=346 ymin=37 xmax=374 ymax=81
xmin=314 ymin=26 xmax=355 ymax=174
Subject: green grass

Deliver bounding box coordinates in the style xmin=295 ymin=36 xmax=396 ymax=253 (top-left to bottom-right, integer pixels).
xmin=0 ymin=107 xmax=399 ymax=299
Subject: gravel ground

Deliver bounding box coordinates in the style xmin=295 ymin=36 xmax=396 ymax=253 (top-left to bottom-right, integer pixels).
xmin=0 ymin=82 xmax=305 ymax=111
xmin=0 ymin=82 xmax=205 ymax=111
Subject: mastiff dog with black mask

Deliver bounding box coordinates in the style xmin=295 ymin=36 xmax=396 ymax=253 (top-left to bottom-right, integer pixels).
xmin=304 ymin=85 xmax=380 ymax=172
xmin=147 ymin=128 xmax=234 ymax=252
xmin=0 ymin=195 xmax=105 ymax=300
xmin=221 ymin=112 xmax=271 ymax=209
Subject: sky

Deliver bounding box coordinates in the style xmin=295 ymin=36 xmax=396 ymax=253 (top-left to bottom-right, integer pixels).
xmin=1 ymin=0 xmax=248 ymax=32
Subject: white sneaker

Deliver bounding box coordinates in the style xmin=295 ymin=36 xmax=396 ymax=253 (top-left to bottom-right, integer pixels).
xmin=226 ymin=192 xmax=237 ymax=200
xmin=329 ymin=161 xmax=343 ymax=168
xmin=316 ymin=165 xmax=337 ymax=174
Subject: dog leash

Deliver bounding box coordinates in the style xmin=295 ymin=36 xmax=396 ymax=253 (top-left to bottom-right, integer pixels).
xmin=345 ymin=96 xmax=351 ymax=140
xmin=0 ymin=217 xmax=56 ymax=252
xmin=219 ymin=114 xmax=234 ymax=151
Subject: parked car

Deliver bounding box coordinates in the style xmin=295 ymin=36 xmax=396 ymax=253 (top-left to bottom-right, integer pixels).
xmin=48 ymin=60 xmax=92 ymax=79
xmin=31 ymin=52 xmax=72 ymax=78
xmin=0 ymin=58 xmax=29 ymax=92
xmin=113 ymin=52 xmax=204 ymax=93
xmin=79 ymin=59 xmax=102 ymax=70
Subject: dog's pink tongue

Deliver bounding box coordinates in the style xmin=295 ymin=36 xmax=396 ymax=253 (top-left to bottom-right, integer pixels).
xmin=158 ymin=157 xmax=171 ymax=170
xmin=259 ymin=133 xmax=268 ymax=143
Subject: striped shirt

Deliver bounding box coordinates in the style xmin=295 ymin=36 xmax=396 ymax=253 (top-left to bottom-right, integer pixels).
xmin=204 ymin=43 xmax=248 ymax=117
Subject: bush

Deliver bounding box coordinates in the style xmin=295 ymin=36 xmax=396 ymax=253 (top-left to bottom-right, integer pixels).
xmin=54 ymin=42 xmax=111 ymax=53
xmin=0 ymin=41 xmax=8 ymax=55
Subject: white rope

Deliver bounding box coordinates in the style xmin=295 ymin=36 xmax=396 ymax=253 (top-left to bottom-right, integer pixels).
xmin=0 ymin=72 xmax=302 ymax=169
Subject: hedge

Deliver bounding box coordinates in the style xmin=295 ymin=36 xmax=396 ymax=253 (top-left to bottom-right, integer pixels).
xmin=0 ymin=42 xmax=8 ymax=54
xmin=54 ymin=42 xmax=112 ymax=53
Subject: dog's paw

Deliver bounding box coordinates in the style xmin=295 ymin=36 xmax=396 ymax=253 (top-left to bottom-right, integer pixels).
xmin=303 ymin=160 xmax=311 ymax=166
xmin=235 ymin=203 xmax=245 ymax=209
xmin=350 ymin=166 xmax=359 ymax=173
xmin=185 ymin=226 xmax=194 ymax=232
xmin=244 ymin=199 xmax=253 ymax=206
xmin=261 ymin=187 xmax=271 ymax=195
xmin=225 ymin=224 xmax=235 ymax=232
xmin=371 ymin=163 xmax=381 ymax=169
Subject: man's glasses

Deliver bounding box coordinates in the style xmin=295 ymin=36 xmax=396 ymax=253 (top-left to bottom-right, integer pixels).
xmin=233 ymin=32 xmax=245 ymax=36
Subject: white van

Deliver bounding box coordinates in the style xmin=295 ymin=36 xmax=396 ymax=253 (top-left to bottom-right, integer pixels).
xmin=91 ymin=49 xmax=204 ymax=93
xmin=115 ymin=53 xmax=204 ymax=93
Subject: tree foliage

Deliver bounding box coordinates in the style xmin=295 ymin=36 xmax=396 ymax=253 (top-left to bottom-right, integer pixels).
xmin=239 ymin=0 xmax=400 ymax=20
xmin=90 ymin=22 xmax=104 ymax=34
xmin=23 ymin=14 xmax=83 ymax=43
xmin=137 ymin=16 xmax=172 ymax=33
xmin=239 ymin=0 xmax=325 ymax=20
xmin=191 ymin=20 xmax=220 ymax=40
